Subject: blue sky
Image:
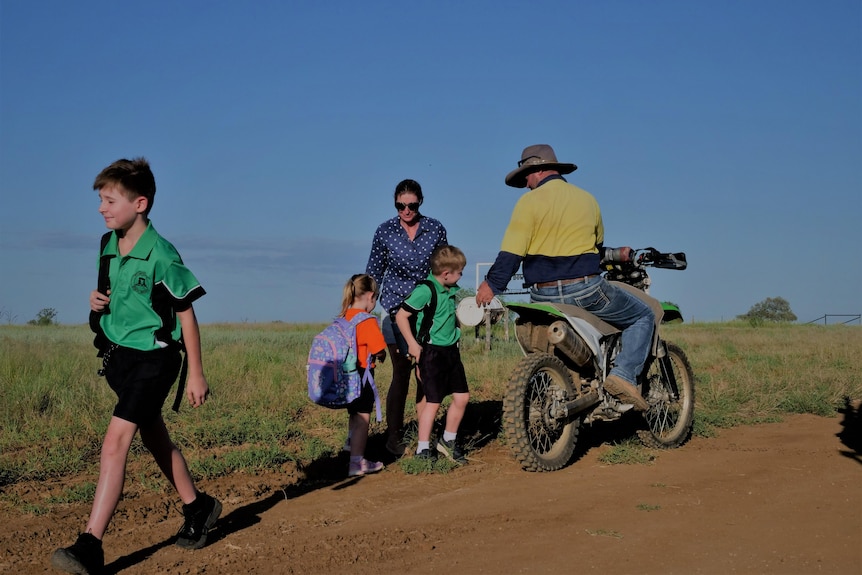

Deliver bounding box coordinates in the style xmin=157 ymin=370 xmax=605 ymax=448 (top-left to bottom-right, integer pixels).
xmin=1 ymin=0 xmax=860 ymax=325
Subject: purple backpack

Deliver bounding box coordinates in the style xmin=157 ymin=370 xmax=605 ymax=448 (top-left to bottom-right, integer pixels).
xmin=307 ymin=313 xmax=381 ymax=420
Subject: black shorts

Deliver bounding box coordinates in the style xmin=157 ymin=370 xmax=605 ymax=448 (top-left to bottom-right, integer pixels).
xmin=417 ymin=343 xmax=469 ymax=404
xmin=347 ymin=367 xmax=376 ymax=415
xmin=103 ymin=345 xmax=181 ymax=426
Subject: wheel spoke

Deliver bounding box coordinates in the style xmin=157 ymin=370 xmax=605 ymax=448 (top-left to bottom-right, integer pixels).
xmin=645 ymin=372 xmax=681 ymax=438
xmin=504 ymin=352 xmax=581 ymax=471
xmin=526 ymin=370 xmax=563 ymax=455
xmin=638 ymin=342 xmax=695 ymax=448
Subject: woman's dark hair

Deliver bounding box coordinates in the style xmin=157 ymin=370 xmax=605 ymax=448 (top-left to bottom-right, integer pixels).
xmin=393 ymin=179 xmax=423 ymax=204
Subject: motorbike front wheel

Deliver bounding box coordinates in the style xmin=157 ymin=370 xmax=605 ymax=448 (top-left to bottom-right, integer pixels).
xmin=503 ymin=353 xmax=580 ymax=472
xmin=638 ymin=341 xmax=695 ymax=449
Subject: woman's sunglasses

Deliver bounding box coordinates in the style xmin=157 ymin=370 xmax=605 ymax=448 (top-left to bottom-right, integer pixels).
xmin=395 ymin=202 xmax=420 ymax=212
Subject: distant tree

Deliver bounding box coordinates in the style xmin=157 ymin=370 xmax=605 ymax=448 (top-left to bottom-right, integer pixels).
xmin=1 ymin=306 xmax=17 ymax=324
xmin=737 ymin=297 xmax=797 ymax=323
xmin=28 ymin=308 xmax=58 ymax=326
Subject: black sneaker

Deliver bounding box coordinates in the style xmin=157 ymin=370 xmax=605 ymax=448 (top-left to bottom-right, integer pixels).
xmin=436 ymin=438 xmax=467 ymax=465
xmin=176 ymin=492 xmax=222 ymax=549
xmin=51 ymin=532 xmax=104 ymax=574
xmin=414 ymin=448 xmax=437 ymax=461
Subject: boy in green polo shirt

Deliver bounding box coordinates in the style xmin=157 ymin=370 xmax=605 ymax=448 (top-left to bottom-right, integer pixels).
xmin=395 ymin=245 xmax=470 ymax=464
xmin=51 ymin=158 xmax=221 ymax=575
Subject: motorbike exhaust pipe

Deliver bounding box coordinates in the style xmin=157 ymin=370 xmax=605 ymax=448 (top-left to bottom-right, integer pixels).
xmin=553 ymin=391 xmax=601 ymax=420
xmin=547 ymin=320 xmax=591 ymax=367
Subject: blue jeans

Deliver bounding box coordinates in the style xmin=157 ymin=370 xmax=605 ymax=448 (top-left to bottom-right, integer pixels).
xmin=381 ymin=314 xmax=409 ymax=355
xmin=530 ymin=276 xmax=655 ymax=385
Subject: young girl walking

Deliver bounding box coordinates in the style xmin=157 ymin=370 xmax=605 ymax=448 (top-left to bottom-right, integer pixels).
xmin=341 ymin=274 xmax=387 ymax=477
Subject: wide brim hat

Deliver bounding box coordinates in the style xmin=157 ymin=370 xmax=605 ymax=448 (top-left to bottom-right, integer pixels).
xmin=505 ymin=144 xmax=577 ymax=188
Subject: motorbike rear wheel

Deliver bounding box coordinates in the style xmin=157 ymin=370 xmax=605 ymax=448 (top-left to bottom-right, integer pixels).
xmin=503 ymin=353 xmax=580 ymax=472
xmin=638 ymin=341 xmax=695 ymax=449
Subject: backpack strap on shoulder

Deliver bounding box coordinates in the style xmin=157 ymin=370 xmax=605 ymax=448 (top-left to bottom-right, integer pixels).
xmin=347 ymin=312 xmax=374 ymax=327
xmin=415 ymin=280 xmax=437 ymax=345
xmin=171 ymin=349 xmax=189 ymax=413
xmin=90 ymin=232 xmax=113 ymax=355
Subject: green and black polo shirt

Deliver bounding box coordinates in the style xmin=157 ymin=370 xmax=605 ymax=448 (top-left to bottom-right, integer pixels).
xmin=98 ymin=222 xmax=205 ymax=351
xmin=401 ymin=274 xmax=460 ymax=347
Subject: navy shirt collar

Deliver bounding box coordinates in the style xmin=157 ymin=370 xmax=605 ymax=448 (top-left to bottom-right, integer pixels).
xmin=536 ymin=174 xmax=567 ymax=188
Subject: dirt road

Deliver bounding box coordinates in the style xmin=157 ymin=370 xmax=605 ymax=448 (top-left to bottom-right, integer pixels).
xmin=3 ymin=413 xmax=860 ymax=574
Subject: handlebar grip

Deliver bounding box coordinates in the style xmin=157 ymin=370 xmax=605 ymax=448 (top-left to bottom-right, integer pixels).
xmin=602 ymin=246 xmax=633 ymax=263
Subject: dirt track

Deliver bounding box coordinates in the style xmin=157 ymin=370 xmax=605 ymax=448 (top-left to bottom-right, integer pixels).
xmin=3 ymin=413 xmax=860 ymax=574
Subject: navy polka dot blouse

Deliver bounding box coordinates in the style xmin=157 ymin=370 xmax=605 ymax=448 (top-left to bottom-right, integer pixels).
xmin=365 ymin=215 xmax=448 ymax=315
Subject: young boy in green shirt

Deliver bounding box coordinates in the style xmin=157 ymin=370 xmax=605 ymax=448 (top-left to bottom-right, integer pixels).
xmin=51 ymin=158 xmax=220 ymax=575
xmin=395 ymin=245 xmax=469 ymax=464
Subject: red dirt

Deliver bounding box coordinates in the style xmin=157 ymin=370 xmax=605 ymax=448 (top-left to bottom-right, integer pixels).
xmin=3 ymin=413 xmax=860 ymax=574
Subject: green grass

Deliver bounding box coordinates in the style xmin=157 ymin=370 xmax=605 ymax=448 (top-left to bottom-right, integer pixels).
xmin=398 ymin=456 xmax=460 ymax=475
xmin=598 ymin=438 xmax=657 ymax=465
xmin=662 ymin=322 xmax=861 ymax=436
xmin=46 ymin=482 xmax=97 ymax=505
xmin=1 ymin=321 xmax=860 ymax=489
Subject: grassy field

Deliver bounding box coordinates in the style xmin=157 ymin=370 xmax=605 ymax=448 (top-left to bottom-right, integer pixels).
xmin=2 ymin=321 xmax=860 ymax=489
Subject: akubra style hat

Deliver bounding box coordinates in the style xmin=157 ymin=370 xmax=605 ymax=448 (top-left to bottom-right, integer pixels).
xmin=505 ymin=144 xmax=577 ymax=188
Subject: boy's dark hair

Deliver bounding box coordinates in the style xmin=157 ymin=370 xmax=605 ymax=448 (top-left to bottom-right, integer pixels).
xmin=430 ymin=245 xmax=466 ymax=275
xmin=93 ymin=157 xmax=156 ymax=216
xmin=393 ymin=178 xmax=423 ymax=204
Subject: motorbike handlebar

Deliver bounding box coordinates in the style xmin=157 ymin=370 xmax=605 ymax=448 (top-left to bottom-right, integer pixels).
xmin=603 ymin=247 xmax=687 ymax=270
xmin=601 ymin=246 xmax=633 ymax=264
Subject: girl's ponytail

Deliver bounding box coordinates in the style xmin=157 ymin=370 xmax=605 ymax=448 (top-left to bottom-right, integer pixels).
xmin=339 ymin=274 xmax=379 ymax=316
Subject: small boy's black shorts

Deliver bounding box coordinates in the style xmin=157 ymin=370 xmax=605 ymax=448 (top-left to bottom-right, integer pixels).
xmin=103 ymin=345 xmax=181 ymax=426
xmin=417 ymin=343 xmax=469 ymax=404
xmin=347 ymin=367 xmax=376 ymax=415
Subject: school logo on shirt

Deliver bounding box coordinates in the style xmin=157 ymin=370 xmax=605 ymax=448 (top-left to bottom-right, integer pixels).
xmin=131 ymin=272 xmax=150 ymax=294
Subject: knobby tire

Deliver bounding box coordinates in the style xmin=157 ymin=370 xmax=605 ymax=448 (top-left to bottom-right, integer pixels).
xmin=503 ymin=353 xmax=580 ymax=472
xmin=638 ymin=341 xmax=695 ymax=449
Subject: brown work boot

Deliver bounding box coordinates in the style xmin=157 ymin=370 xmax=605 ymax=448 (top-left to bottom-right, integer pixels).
xmin=604 ymin=374 xmax=649 ymax=411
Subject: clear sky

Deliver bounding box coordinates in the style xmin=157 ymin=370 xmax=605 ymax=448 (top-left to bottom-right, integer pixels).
xmin=1 ymin=0 xmax=860 ymax=325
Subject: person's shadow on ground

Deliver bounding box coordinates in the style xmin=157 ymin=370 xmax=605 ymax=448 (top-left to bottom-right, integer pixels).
xmin=103 ymin=537 xmax=175 ymax=574
xmin=103 ymin=451 xmax=355 ymax=573
xmin=837 ymin=397 xmax=861 ymax=464
xmin=103 ymin=397 xmax=546 ymax=572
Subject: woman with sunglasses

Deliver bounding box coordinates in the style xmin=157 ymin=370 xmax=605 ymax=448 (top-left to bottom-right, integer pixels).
xmin=366 ymin=179 xmax=448 ymax=456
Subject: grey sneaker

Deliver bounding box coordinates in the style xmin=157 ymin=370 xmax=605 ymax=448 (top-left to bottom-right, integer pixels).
xmin=51 ymin=533 xmax=104 ymax=574
xmin=176 ymin=492 xmax=222 ymax=549
xmin=436 ymin=438 xmax=467 ymax=465
xmin=348 ymin=458 xmax=384 ymax=477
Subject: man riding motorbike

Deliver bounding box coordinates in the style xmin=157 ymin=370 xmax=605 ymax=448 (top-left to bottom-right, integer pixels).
xmin=475 ymin=144 xmax=653 ymax=410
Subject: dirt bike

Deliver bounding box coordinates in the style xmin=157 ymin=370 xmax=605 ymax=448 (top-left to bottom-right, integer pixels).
xmin=502 ymin=247 xmax=695 ymax=472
